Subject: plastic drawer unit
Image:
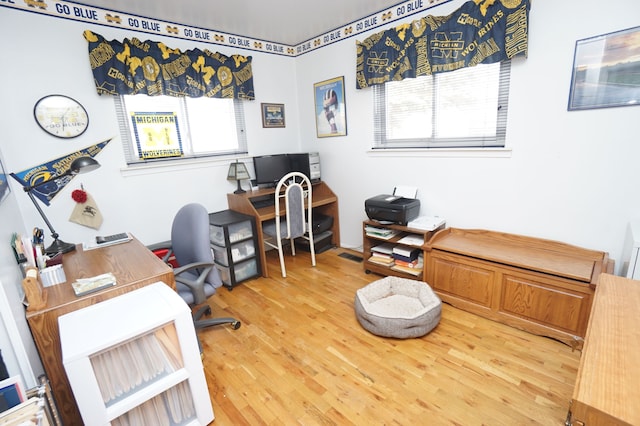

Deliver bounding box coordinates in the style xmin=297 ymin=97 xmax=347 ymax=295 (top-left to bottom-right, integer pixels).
xmin=209 ymin=210 xmax=261 ymax=289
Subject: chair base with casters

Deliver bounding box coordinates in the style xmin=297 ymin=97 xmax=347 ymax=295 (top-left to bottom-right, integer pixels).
xmin=262 ymin=172 xmax=316 ymax=277
xmin=148 ymin=202 xmax=241 ymax=331
xmin=150 ymin=242 xmax=242 ymax=331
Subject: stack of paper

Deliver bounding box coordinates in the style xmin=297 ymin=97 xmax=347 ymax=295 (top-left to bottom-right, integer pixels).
xmin=364 ymin=225 xmax=400 ymax=240
xmin=407 ymin=216 xmax=446 ymax=231
xmin=71 ymin=273 xmax=116 ymax=296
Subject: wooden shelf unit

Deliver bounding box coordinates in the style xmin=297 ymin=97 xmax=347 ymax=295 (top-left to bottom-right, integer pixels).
xmin=424 ymin=228 xmax=613 ymax=349
xmin=362 ymin=220 xmax=442 ymax=281
xmin=227 ymin=181 xmax=340 ymax=277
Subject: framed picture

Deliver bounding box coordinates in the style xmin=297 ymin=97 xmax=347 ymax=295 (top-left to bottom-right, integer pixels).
xmin=568 ymin=26 xmax=640 ymax=111
xmin=314 ymin=76 xmax=347 ymax=137
xmin=261 ymin=103 xmax=285 ymax=128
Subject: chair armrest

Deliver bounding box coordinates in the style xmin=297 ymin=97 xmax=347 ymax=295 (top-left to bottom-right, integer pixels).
xmin=174 ymin=261 xmax=215 ymax=304
xmin=147 ymin=241 xmax=173 ymax=264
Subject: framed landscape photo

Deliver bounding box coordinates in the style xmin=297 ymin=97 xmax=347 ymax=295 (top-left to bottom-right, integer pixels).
xmin=314 ymin=76 xmax=347 ymax=137
xmin=568 ymin=26 xmax=640 ymax=111
xmin=261 ymin=103 xmax=285 ymax=128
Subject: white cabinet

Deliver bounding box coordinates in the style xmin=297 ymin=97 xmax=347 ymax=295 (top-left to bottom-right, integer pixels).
xmin=59 ymin=282 xmax=214 ymax=425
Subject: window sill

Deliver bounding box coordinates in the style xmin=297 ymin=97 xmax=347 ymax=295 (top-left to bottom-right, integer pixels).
xmin=120 ymin=155 xmax=251 ymax=177
xmin=367 ymin=147 xmax=512 ymax=158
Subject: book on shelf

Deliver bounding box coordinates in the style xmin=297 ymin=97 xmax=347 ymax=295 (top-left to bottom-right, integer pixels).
xmin=393 ymin=258 xmax=419 ymax=268
xmin=390 ymin=264 xmax=423 ymax=276
xmin=371 ymin=243 xmax=395 ymax=255
xmin=364 ymin=226 xmax=400 ymax=240
xmin=392 ymin=244 xmax=421 ymax=258
xmin=370 ymin=252 xmax=393 ymax=261
xmin=396 ymin=234 xmax=424 ymax=247
xmin=367 ymin=255 xmax=395 ymax=267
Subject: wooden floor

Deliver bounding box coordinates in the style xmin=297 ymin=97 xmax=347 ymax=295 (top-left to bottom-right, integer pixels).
xmin=198 ymin=247 xmax=580 ymax=425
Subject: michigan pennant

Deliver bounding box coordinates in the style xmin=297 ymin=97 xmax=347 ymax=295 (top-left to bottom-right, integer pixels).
xmin=10 ymin=139 xmax=111 ymax=206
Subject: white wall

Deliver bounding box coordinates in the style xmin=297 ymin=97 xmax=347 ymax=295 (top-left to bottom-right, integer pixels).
xmin=0 ymin=8 xmax=302 ymax=249
xmin=296 ymin=0 xmax=640 ymax=272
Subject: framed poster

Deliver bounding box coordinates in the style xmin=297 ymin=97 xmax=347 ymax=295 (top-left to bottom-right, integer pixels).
xmin=314 ymin=76 xmax=347 ymax=137
xmin=261 ymin=103 xmax=285 ymax=128
xmin=568 ymin=26 xmax=640 ymax=111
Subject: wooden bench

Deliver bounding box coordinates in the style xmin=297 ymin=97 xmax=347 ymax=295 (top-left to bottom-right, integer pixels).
xmin=424 ymin=228 xmax=613 ymax=349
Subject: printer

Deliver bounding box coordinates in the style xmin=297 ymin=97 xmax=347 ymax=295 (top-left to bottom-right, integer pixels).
xmin=365 ymin=194 xmax=420 ymax=226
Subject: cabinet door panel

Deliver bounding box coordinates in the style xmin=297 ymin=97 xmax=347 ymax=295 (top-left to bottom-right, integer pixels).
xmin=500 ymin=275 xmax=589 ymax=334
xmin=430 ymin=253 xmax=494 ymax=307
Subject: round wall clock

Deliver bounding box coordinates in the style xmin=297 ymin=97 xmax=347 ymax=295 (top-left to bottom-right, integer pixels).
xmin=34 ymin=94 xmax=89 ymax=138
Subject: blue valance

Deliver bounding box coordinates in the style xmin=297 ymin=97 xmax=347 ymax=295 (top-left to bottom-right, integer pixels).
xmin=356 ymin=0 xmax=530 ymax=89
xmin=83 ymin=31 xmax=255 ymax=100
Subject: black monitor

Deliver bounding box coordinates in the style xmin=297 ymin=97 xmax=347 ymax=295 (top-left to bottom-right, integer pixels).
xmin=287 ymin=153 xmax=311 ymax=179
xmin=253 ymin=154 xmax=290 ymax=187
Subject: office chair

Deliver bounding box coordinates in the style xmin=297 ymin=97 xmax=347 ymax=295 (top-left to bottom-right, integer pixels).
xmin=150 ymin=203 xmax=240 ymax=331
xmin=262 ymin=172 xmax=316 ymax=277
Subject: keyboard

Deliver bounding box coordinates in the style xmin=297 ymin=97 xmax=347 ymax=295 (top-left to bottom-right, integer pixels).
xmin=251 ymin=198 xmax=275 ymax=209
xmin=96 ymin=233 xmax=130 ymax=245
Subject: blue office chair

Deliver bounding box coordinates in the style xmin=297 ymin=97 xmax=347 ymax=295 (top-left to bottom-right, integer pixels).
xmin=262 ymin=172 xmax=316 ymax=277
xmin=150 ymin=203 xmax=240 ymax=331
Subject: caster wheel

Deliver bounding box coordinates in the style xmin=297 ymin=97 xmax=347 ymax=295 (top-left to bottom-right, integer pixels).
xmin=365 ymin=270 xmax=371 ymax=274
xmin=232 ymin=321 xmax=241 ymax=330
xmin=205 ymin=307 xmax=212 ymax=316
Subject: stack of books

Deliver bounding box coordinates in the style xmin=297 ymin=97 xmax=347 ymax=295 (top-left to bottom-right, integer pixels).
xmin=364 ymin=225 xmax=400 ymax=240
xmin=390 ymin=245 xmax=423 ymax=276
xmin=368 ymin=243 xmax=395 ymax=266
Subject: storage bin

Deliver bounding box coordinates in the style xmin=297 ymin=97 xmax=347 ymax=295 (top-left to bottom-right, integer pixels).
xmin=212 ymin=240 xmax=255 ymax=266
xmin=217 ymin=258 xmax=258 ymax=286
xmin=209 ymin=220 xmax=253 ymax=246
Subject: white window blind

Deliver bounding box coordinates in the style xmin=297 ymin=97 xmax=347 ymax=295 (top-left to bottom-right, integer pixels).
xmin=373 ymin=61 xmax=511 ymax=149
xmin=115 ymin=95 xmax=247 ymax=164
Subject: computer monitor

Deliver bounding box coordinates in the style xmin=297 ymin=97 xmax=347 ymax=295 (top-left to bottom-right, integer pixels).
xmin=252 ymin=154 xmax=290 ymax=187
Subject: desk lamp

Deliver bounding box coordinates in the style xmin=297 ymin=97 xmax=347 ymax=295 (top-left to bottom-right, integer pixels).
xmin=227 ymin=160 xmax=250 ymax=194
xmin=23 ymin=156 xmax=101 ymax=255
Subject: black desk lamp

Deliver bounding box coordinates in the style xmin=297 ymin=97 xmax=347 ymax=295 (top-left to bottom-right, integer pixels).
xmin=23 ymin=156 xmax=101 ymax=255
xmin=227 ymin=160 xmax=250 ymax=194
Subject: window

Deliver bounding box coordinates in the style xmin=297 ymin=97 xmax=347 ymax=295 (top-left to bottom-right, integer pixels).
xmin=373 ymin=61 xmax=511 ymax=149
xmin=115 ymin=95 xmax=247 ymax=164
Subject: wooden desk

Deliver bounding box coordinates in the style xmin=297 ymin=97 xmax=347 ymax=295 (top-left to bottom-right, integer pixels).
xmin=26 ymin=237 xmax=175 ymax=426
xmin=227 ymin=181 xmax=340 ymax=277
xmin=568 ymin=273 xmax=640 ymax=425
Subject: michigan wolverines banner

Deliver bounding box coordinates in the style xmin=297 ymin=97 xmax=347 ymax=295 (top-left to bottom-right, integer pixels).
xmin=356 ymin=0 xmax=530 ymax=89
xmin=131 ymin=112 xmax=184 ymax=159
xmin=10 ymin=140 xmax=111 ymax=206
xmin=84 ymin=31 xmax=255 ymax=100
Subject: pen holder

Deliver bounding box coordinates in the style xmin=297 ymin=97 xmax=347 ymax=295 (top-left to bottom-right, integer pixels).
xmin=22 ymin=267 xmax=47 ymax=311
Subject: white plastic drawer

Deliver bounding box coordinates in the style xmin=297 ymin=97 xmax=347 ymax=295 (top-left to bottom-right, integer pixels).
xmin=217 ymin=258 xmax=258 ymax=286
xmin=212 ymin=240 xmax=255 ymax=266
xmin=209 ymin=220 xmax=253 ymax=246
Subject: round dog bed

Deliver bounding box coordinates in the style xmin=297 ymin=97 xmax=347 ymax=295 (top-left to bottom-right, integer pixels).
xmin=354 ymin=276 xmax=442 ymax=338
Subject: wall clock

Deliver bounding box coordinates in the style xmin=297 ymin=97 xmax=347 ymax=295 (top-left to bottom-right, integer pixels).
xmin=34 ymin=94 xmax=89 ymax=138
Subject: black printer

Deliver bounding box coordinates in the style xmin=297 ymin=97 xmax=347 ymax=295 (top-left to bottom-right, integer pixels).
xmin=365 ymin=194 xmax=420 ymax=226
